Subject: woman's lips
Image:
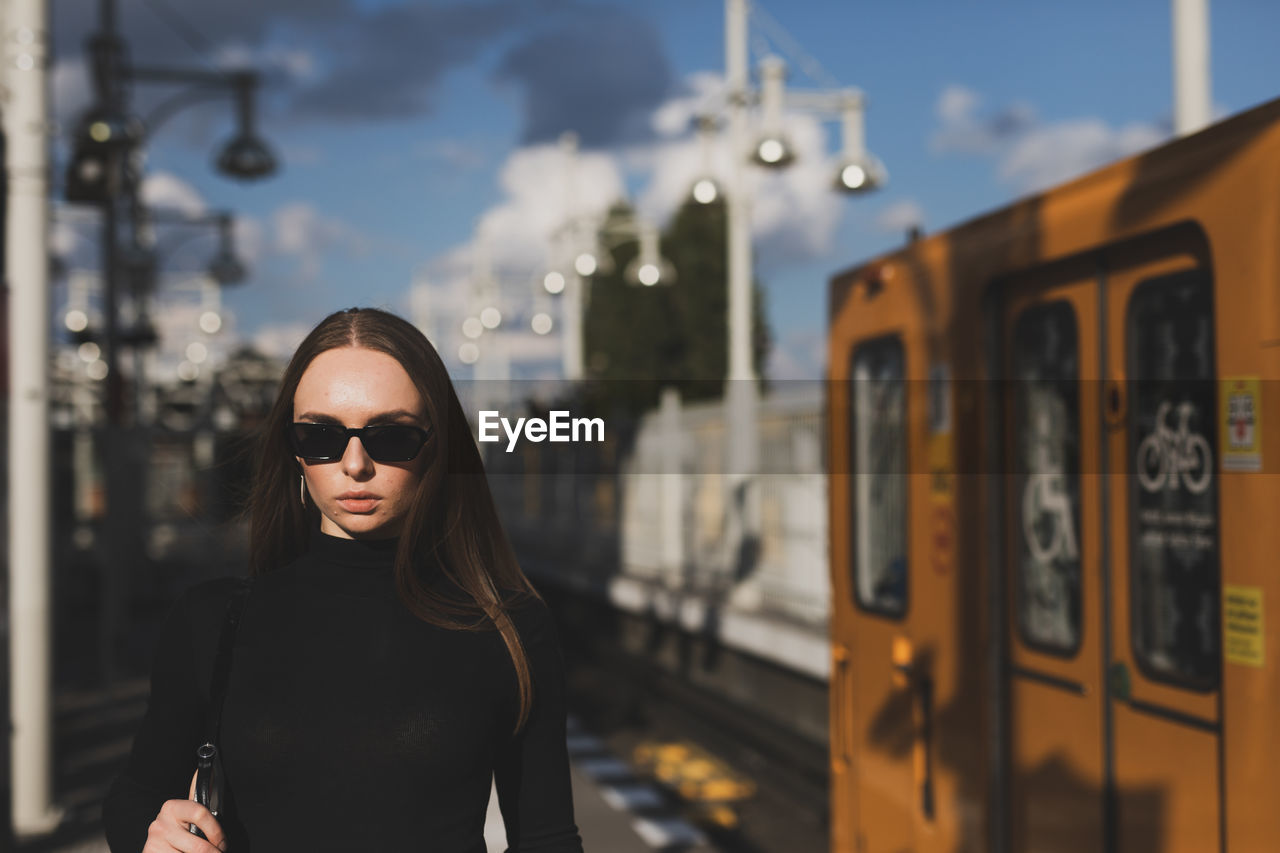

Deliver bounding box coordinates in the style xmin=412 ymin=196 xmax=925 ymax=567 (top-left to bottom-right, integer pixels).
xmin=336 ymin=495 xmax=380 ymax=513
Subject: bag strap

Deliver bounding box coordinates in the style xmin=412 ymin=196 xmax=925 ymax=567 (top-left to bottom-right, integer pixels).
xmin=204 ymin=578 xmax=251 ymax=746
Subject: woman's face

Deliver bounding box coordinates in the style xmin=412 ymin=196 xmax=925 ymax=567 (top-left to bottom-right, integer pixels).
xmin=293 ymin=346 xmax=430 ymax=540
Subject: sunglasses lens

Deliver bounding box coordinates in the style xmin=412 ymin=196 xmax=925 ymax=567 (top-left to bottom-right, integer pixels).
xmin=290 ymin=423 xmax=347 ymax=459
xmin=361 ymin=425 xmax=429 ymax=461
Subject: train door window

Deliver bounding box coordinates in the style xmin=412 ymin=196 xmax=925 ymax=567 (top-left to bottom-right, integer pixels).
xmin=850 ymin=336 xmax=908 ymax=616
xmin=1011 ymin=301 xmax=1083 ymax=654
xmin=1126 ymin=272 xmax=1219 ymax=689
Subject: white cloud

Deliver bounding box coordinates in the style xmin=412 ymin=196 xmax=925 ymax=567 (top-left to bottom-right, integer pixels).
xmin=143 ymin=296 xmax=242 ymax=383
xmin=937 ymin=85 xmax=979 ymax=125
xmin=931 ymin=84 xmax=1037 ymax=156
xmin=475 ymin=141 xmax=625 ymax=272
xmin=875 ymin=199 xmax=925 ymax=234
xmin=635 ymin=74 xmax=844 ymax=258
xmin=418 ymin=70 xmax=856 ymax=377
xmin=271 ymin=202 xmax=370 ymax=279
xmin=252 ymin=321 xmax=313 ymax=363
xmin=51 ymin=207 xmax=101 ymax=266
xmin=931 ymin=83 xmax=1169 ymax=195
xmin=648 ymin=71 xmax=725 ymax=138
xmin=999 ymin=118 xmax=1165 ymax=194
xmin=52 ymin=59 xmax=91 ymax=132
xmin=233 ymin=216 xmax=267 ymax=267
xmin=213 ymin=41 xmax=317 ymax=81
xmin=51 ymin=219 xmax=78 ymax=258
xmin=490 ymin=328 xmax=563 ymax=364
xmin=140 ymin=172 xmax=207 ymax=216
xmin=765 ymin=327 xmax=826 ymax=381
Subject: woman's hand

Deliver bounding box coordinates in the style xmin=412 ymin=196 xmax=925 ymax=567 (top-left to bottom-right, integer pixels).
xmin=141 ymin=770 xmax=226 ymax=852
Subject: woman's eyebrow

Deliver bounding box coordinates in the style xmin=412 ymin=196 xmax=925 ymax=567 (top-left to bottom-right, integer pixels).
xmin=295 ymin=410 xmax=423 ymax=425
xmin=295 ymin=411 xmax=342 ymax=424
xmin=366 ymin=410 xmax=424 ymax=424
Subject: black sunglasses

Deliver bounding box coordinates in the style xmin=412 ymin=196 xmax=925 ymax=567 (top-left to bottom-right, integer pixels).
xmin=289 ymin=422 xmax=432 ymax=462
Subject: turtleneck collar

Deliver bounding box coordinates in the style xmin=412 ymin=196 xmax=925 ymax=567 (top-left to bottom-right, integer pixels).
xmin=308 ymin=525 xmax=400 ymax=570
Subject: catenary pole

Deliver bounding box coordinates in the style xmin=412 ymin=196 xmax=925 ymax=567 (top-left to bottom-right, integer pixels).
xmin=559 ymin=132 xmax=584 ymax=382
xmin=4 ymin=0 xmax=64 ymax=835
xmin=723 ymin=0 xmax=760 ymax=588
xmin=1172 ymin=0 xmax=1211 ymax=135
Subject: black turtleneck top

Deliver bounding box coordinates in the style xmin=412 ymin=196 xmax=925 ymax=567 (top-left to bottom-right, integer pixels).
xmin=102 ymin=528 xmax=583 ymax=852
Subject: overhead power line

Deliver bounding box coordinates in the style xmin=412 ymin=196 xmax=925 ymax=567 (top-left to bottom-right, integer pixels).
xmin=140 ymin=0 xmax=218 ymax=68
xmin=746 ymin=0 xmax=842 ymax=89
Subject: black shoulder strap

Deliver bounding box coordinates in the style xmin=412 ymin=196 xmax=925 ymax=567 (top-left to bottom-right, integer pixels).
xmin=205 ymin=579 xmax=251 ymax=745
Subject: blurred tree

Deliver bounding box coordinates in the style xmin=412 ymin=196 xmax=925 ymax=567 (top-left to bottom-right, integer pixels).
xmin=580 ymin=196 xmax=770 ymax=419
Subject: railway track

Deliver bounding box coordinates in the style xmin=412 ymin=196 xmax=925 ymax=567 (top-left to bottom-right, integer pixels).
xmin=560 ymin=608 xmax=831 ymax=852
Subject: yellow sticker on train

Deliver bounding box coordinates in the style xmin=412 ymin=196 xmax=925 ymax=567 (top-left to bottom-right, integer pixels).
xmin=1221 ymin=377 xmax=1262 ymax=471
xmin=1223 ymin=585 xmax=1264 ymax=667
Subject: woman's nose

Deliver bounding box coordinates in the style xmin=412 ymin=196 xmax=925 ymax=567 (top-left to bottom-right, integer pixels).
xmin=341 ymin=436 xmax=375 ymax=475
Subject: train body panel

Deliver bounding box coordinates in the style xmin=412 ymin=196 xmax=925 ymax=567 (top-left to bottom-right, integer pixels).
xmin=828 ymin=96 xmax=1280 ymax=852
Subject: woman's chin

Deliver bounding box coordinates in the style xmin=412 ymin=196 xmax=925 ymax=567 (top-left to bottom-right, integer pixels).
xmin=321 ymin=513 xmax=400 ymax=540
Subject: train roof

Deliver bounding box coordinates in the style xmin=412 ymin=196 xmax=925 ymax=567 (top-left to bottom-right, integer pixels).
xmin=828 ymin=93 xmax=1280 ymax=321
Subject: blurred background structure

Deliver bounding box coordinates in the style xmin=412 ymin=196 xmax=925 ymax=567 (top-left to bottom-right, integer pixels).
xmin=1 ymin=0 xmax=1276 ymax=850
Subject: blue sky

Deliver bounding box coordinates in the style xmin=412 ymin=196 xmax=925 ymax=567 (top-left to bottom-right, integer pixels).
xmin=51 ymin=0 xmax=1280 ymax=382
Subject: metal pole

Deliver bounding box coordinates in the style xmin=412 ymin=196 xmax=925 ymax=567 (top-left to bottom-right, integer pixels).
xmin=5 ymin=0 xmax=64 ymax=835
xmin=1172 ymin=0 xmax=1211 ymax=136
xmin=92 ymin=0 xmax=125 ymax=424
xmin=562 ymin=272 xmax=584 ymax=381
xmin=92 ymin=0 xmax=131 ymax=689
xmin=559 ymin=133 xmax=583 ymax=382
xmin=723 ymin=0 xmax=760 ymax=583
xmin=659 ymin=387 xmax=684 ymax=583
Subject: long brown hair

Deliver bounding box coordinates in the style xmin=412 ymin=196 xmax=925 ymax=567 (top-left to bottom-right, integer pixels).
xmin=243 ymin=307 xmax=541 ymax=735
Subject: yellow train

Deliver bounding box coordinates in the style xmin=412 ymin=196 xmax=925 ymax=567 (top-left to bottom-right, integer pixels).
xmin=826 ymin=95 xmax=1280 ymax=852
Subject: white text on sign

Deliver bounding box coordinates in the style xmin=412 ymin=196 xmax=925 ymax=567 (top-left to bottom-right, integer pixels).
xmin=478 ymin=410 xmax=605 ymax=452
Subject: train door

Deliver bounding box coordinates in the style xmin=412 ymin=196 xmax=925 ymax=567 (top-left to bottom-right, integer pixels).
xmin=1103 ymin=238 xmax=1220 ymax=853
xmin=1002 ymin=260 xmax=1107 ymax=853
xmin=1003 ymin=234 xmax=1221 ymax=853
xmin=832 ymin=310 xmax=959 ymax=853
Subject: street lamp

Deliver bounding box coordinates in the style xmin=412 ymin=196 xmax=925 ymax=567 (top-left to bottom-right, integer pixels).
xmin=531 ymin=312 xmax=554 ymax=335
xmin=215 ymin=72 xmax=279 ymax=179
xmin=546 ymin=190 xmax=676 ymax=376
xmin=64 ymin=1 xmax=278 ymax=425
xmin=691 ymin=116 xmax=723 ymax=205
xmin=205 ymin=214 xmax=249 ymax=285
xmin=623 ymin=221 xmax=676 ymax=287
xmin=53 ymin=7 xmax=277 ymax=793
xmin=751 ymin=56 xmax=795 ymax=167
xmin=55 ymin=206 xmax=249 ymax=427
xmin=833 ymin=90 xmax=887 ymax=193
xmin=712 ymin=0 xmax=886 ymax=601
xmin=543 ymin=270 xmax=566 ymax=295
xmin=692 ymin=178 xmax=720 ymax=205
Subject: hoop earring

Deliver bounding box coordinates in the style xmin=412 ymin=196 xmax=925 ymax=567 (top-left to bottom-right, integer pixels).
xmin=300 ymin=474 xmax=307 ymax=507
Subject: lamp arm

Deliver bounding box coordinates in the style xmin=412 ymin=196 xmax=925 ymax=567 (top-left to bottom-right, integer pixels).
xmin=129 ymin=65 xmax=248 ymax=87
xmin=130 ymin=67 xmax=260 ymax=138
xmin=779 ymin=88 xmax=864 ymax=115
xmin=143 ymin=208 xmax=233 ymax=228
xmin=142 ymin=87 xmax=229 ymax=137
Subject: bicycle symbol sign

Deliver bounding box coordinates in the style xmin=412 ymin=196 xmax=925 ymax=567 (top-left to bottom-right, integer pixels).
xmin=1136 ymin=401 xmax=1213 ymax=494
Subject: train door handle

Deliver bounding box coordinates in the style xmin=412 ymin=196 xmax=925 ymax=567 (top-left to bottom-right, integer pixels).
xmin=916 ymin=672 xmax=935 ymax=821
xmin=890 ymin=637 xmax=934 ymax=821
xmin=832 ymin=645 xmax=851 ymax=772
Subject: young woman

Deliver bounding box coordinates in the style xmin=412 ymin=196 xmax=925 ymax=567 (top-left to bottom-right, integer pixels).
xmin=103 ymin=307 xmax=584 ymax=852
